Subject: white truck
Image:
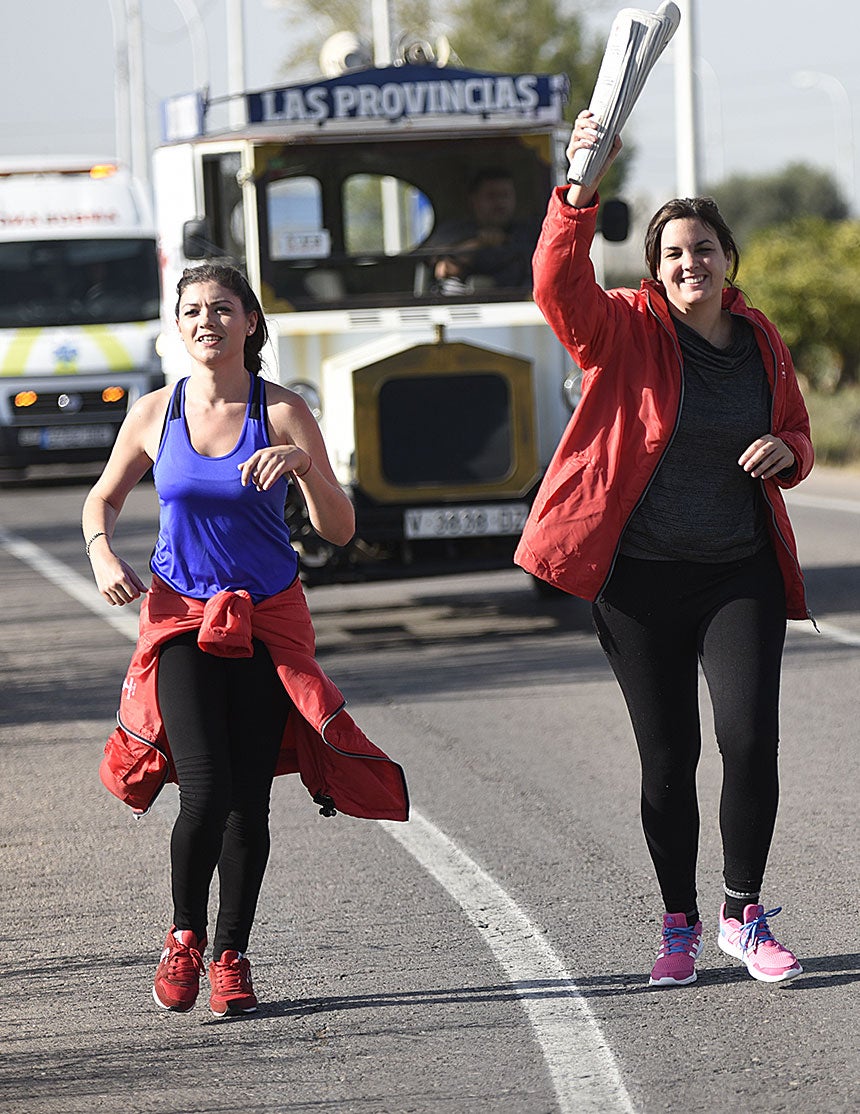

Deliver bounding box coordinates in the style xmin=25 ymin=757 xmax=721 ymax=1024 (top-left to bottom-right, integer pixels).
xmin=0 ymin=158 xmax=163 ymax=472
xmin=154 ymin=54 xmax=626 ymax=584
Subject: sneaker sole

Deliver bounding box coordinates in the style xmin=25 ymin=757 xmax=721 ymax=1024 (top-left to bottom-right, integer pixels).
xmin=718 ymin=935 xmax=803 ymax=982
xmin=648 ymin=970 xmax=698 ymax=987
xmin=210 ymin=1001 xmax=259 ymax=1018
xmin=152 ymin=985 xmax=197 ymax=1012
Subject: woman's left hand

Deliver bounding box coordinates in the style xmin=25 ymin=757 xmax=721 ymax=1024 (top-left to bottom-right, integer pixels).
xmin=238 ymin=445 xmax=311 ymax=491
xmin=738 ymin=435 xmax=795 ymax=479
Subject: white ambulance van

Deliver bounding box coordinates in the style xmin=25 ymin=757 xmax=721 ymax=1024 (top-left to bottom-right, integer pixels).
xmin=0 ymin=159 xmax=163 ymax=472
xmin=154 ymin=52 xmax=626 ymax=585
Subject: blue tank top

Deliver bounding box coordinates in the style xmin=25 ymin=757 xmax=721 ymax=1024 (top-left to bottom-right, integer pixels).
xmin=151 ymin=374 xmax=298 ymax=601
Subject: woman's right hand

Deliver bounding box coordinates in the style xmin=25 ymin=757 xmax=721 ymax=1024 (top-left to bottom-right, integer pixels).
xmin=90 ymin=546 xmax=148 ymax=606
xmin=81 ymin=389 xmax=163 ymax=606
xmin=565 ymin=110 xmax=623 ymax=209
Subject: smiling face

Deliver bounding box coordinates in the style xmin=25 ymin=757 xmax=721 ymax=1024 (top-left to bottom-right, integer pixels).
xmin=656 ymin=217 xmax=731 ymax=316
xmin=176 ymin=281 xmax=258 ymax=368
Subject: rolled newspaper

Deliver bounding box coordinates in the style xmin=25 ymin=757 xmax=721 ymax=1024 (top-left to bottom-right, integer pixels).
xmin=568 ymin=2 xmax=681 ymax=187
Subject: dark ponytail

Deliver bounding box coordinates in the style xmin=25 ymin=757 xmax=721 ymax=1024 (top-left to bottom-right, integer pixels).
xmin=175 ymin=263 xmax=269 ymax=375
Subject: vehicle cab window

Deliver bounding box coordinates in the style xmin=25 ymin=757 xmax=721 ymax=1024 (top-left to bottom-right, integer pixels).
xmin=253 ymin=137 xmax=550 ymax=312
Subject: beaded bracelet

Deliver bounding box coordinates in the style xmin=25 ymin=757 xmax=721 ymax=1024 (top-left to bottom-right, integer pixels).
xmin=85 ymin=531 xmax=108 ymax=557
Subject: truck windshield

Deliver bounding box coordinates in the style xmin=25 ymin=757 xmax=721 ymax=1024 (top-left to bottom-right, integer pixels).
xmin=246 ymin=134 xmax=552 ymax=312
xmin=0 ymin=238 xmax=160 ymax=327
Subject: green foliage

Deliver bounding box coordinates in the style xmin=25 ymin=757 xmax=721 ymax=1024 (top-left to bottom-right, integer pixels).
xmin=278 ymin=0 xmax=601 ymax=107
xmin=710 ymin=163 xmax=849 ymax=248
xmin=277 ymin=0 xmax=439 ymax=77
xmin=446 ymin=0 xmax=627 ymax=190
xmin=449 ymin=0 xmax=602 ymax=111
xmin=740 ymin=217 xmax=860 ymax=390
xmin=805 ymin=385 xmax=860 ymax=465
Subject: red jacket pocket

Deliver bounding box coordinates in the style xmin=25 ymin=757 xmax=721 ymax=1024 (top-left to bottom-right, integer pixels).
xmin=99 ymin=726 xmax=169 ymax=813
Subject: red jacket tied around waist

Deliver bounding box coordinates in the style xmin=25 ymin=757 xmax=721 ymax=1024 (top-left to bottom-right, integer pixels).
xmin=100 ymin=575 xmax=409 ymax=821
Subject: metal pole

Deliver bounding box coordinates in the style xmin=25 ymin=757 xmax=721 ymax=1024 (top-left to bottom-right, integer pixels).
xmin=673 ymin=0 xmax=699 ymax=197
xmin=372 ymin=0 xmax=393 ymax=65
xmin=694 ymin=57 xmax=724 ymax=185
xmin=171 ymin=0 xmax=210 ymax=93
xmin=227 ymin=0 xmax=247 ymax=127
xmin=372 ymin=0 xmax=399 ymax=251
xmin=107 ymin=0 xmax=131 ymax=165
xmin=793 ymin=70 xmax=856 ymax=214
xmin=125 ymin=0 xmax=149 ymax=185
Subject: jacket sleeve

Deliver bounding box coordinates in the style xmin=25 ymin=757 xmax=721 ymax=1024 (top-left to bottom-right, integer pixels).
xmin=770 ymin=330 xmax=814 ymax=489
xmin=532 ymin=187 xmax=640 ymax=375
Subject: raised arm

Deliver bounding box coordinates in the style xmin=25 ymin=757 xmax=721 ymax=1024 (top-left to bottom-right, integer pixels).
xmin=565 ymin=110 xmax=623 ymax=209
xmin=531 ymin=111 xmax=633 ymax=371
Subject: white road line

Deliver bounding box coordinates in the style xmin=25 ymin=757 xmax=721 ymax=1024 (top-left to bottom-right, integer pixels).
xmin=782 ymin=491 xmax=860 ymax=646
xmin=1 ymin=524 xmax=636 ymax=1113
xmin=382 ymin=813 xmax=635 ymax=1114
xmin=0 ymin=526 xmax=139 ymax=640
xmin=785 ymin=492 xmax=860 ymax=514
xmin=794 ymin=620 xmax=860 ymax=648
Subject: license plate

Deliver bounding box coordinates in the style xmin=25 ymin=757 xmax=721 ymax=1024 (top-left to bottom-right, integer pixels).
xmin=19 ymin=425 xmax=117 ymax=450
xmin=403 ymin=503 xmax=528 ymax=539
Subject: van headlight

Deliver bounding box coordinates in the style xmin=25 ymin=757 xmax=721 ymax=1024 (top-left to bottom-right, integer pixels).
xmin=285 ymin=380 xmax=322 ymax=421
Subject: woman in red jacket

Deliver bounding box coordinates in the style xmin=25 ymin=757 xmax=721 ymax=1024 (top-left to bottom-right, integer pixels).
xmin=516 ymin=111 xmax=813 ymax=987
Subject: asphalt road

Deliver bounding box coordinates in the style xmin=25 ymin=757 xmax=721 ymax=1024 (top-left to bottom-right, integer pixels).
xmin=1 ymin=466 xmax=858 ymax=1113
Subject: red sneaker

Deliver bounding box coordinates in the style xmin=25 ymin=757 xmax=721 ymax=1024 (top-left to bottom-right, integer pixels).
xmin=208 ymin=951 xmax=258 ymax=1017
xmin=152 ymin=927 xmax=206 ymax=1012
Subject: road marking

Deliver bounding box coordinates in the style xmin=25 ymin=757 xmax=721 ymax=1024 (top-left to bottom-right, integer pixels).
xmin=782 ymin=491 xmax=860 ymax=646
xmin=0 ymin=524 xmax=636 ymax=1112
xmin=785 ymin=492 xmax=860 ymax=514
xmin=795 ymin=620 xmax=860 ymax=648
xmin=3 ymin=521 xmax=857 ymax=1105
xmin=0 ymin=526 xmax=139 ymax=640
xmin=382 ymin=812 xmax=636 ymax=1113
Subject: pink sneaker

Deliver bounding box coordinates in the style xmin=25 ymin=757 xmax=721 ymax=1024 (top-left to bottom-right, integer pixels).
xmin=649 ymin=913 xmax=703 ymax=986
xmin=718 ymin=904 xmax=802 ymax=983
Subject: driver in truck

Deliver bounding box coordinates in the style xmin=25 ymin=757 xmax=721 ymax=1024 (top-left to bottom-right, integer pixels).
xmin=424 ymin=168 xmax=538 ymax=294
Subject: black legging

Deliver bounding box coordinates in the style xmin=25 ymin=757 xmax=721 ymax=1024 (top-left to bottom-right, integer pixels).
xmin=592 ymin=546 xmax=787 ymax=915
xmin=157 ymin=632 xmax=292 ymax=959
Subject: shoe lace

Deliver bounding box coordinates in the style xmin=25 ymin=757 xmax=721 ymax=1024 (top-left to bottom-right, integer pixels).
xmin=739 ymin=906 xmax=782 ymax=954
xmin=661 ymin=923 xmax=699 ymax=955
xmin=167 ymin=941 xmax=205 ymax=980
xmin=212 ymin=955 xmax=249 ymax=995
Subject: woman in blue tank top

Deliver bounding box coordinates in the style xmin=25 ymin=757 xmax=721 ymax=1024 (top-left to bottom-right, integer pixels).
xmin=82 ymin=263 xmax=358 ymax=1017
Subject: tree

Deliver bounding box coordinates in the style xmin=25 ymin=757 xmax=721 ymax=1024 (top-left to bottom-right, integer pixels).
xmin=276 ymin=0 xmax=440 ymax=77
xmin=709 ymin=163 xmax=849 ymax=248
xmin=448 ymin=0 xmax=603 ymax=115
xmin=740 ymin=217 xmax=860 ymax=390
xmin=275 ymin=0 xmax=629 ymax=190
xmin=277 ymin=0 xmax=601 ymax=106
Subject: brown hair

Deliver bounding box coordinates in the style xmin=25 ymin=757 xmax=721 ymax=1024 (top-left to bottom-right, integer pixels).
xmin=175 ymin=263 xmax=268 ymax=375
xmin=644 ymin=197 xmax=740 ymax=285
